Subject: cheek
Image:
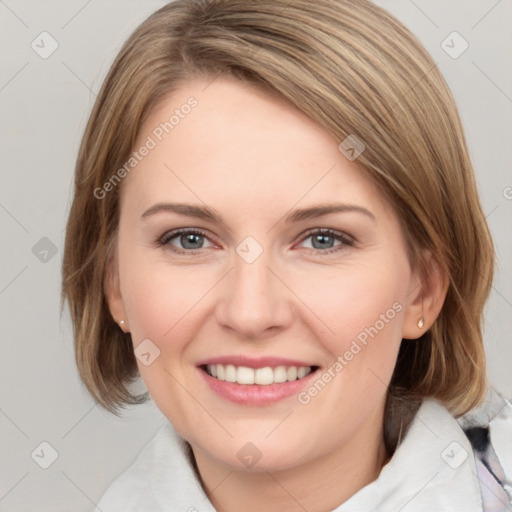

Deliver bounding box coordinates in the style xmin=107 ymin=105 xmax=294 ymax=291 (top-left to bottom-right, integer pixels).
xmin=117 ymin=247 xmax=214 ymax=419
xmin=290 ymin=264 xmax=408 ymax=429
xmin=119 ymin=246 xmax=213 ymax=343
xmin=290 ymin=258 xmax=408 ymax=367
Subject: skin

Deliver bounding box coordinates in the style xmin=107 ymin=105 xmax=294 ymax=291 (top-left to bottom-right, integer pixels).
xmin=106 ymin=76 xmax=447 ymax=511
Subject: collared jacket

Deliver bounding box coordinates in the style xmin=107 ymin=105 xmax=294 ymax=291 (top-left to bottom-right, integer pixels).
xmin=95 ymin=387 xmax=512 ymax=511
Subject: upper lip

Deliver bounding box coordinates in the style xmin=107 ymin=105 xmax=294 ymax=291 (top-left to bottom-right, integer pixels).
xmin=197 ymin=355 xmax=317 ymax=369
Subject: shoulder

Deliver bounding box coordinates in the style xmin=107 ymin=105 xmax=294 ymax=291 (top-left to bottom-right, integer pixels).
xmin=93 ymin=422 xmax=215 ymax=512
xmin=93 ymin=422 xmax=178 ymax=512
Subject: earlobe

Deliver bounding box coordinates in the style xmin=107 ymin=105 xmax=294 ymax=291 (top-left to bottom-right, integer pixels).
xmin=104 ymin=249 xmax=130 ymax=333
xmin=402 ymin=252 xmax=448 ymax=340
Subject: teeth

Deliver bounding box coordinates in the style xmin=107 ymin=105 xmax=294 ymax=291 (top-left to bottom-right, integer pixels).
xmin=287 ymin=366 xmax=298 ymax=381
xmin=297 ymin=367 xmax=308 ymax=379
xmin=255 ymin=367 xmax=273 ymax=385
xmin=237 ymin=366 xmax=255 ymax=385
xmin=273 ymin=366 xmax=287 ymax=383
xmin=225 ymin=364 xmax=237 ymax=383
xmin=206 ymin=364 xmax=312 ymax=385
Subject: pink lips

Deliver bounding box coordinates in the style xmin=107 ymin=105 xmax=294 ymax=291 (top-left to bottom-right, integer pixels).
xmin=197 ymin=355 xmax=318 ymax=406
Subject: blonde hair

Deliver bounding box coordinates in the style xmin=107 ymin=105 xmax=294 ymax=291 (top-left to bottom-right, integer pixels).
xmin=62 ymin=0 xmax=494 ymax=443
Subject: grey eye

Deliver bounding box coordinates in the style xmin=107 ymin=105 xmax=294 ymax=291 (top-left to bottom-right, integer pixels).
xmin=160 ymin=229 xmax=214 ymax=251
xmin=310 ymin=233 xmax=337 ymax=249
xmin=178 ymin=233 xmax=205 ymax=250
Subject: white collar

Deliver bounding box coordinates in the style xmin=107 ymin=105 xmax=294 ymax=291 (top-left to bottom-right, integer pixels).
xmin=335 ymin=398 xmax=484 ymax=511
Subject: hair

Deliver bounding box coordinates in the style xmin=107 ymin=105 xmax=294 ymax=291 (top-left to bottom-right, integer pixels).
xmin=61 ymin=0 xmax=494 ymax=451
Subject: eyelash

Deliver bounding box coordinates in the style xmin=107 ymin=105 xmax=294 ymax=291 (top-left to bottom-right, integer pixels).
xmin=157 ymin=228 xmax=356 ymax=256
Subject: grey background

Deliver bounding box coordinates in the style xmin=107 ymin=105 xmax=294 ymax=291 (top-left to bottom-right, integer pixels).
xmin=0 ymin=1 xmax=511 ymax=510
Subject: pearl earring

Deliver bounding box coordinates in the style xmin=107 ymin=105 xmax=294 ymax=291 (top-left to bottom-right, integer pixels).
xmin=417 ymin=317 xmax=425 ymax=329
xmin=119 ymin=320 xmax=125 ymax=331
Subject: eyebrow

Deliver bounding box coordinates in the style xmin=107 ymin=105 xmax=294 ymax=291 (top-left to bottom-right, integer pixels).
xmin=141 ymin=203 xmax=223 ymax=222
xmin=140 ymin=202 xmax=376 ymax=224
xmin=284 ymin=203 xmax=376 ymax=223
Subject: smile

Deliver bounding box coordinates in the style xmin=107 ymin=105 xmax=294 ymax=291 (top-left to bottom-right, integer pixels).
xmin=197 ymin=357 xmax=320 ymax=405
xmin=204 ymin=364 xmax=314 ymax=385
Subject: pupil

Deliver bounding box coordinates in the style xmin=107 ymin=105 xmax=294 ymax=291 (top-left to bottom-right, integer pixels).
xmin=312 ymin=234 xmax=333 ymax=249
xmin=181 ymin=233 xmax=203 ymax=249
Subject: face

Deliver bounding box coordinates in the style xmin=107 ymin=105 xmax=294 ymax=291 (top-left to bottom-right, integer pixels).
xmin=108 ymin=76 xmax=422 ymax=473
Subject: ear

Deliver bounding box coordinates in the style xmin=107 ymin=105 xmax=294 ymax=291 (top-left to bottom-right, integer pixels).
xmin=402 ymin=251 xmax=449 ymax=340
xmin=104 ymin=242 xmax=130 ymax=333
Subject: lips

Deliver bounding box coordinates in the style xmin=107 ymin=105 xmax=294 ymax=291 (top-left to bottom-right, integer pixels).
xmin=197 ymin=356 xmax=319 ymax=405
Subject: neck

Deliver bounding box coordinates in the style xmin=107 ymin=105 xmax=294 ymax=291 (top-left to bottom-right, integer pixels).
xmin=190 ymin=413 xmax=389 ymax=512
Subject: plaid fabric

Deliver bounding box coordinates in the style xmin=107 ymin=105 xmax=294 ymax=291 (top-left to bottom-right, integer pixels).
xmin=465 ymin=426 xmax=512 ymax=511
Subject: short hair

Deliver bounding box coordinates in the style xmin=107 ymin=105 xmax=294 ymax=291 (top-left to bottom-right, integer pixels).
xmin=61 ymin=0 xmax=494 ymax=440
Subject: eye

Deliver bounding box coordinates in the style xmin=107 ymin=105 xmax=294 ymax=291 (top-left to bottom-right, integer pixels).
xmin=158 ymin=228 xmax=215 ymax=253
xmin=297 ymin=229 xmax=354 ymax=254
xmin=157 ymin=228 xmax=354 ymax=255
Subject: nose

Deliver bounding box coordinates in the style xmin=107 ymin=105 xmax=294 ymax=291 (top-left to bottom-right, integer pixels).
xmin=215 ymin=250 xmax=295 ymax=340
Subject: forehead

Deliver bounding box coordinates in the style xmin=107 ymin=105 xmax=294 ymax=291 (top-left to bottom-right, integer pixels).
xmin=121 ymin=77 xmax=387 ymax=222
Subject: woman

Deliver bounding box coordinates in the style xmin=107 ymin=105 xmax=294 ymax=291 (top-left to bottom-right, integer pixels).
xmin=61 ymin=0 xmax=512 ymax=510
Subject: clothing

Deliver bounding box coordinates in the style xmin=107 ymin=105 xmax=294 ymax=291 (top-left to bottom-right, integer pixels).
xmin=94 ymin=387 xmax=512 ymax=511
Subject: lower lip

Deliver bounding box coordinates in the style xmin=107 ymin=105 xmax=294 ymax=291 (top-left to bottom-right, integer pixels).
xmin=198 ymin=367 xmax=317 ymax=406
